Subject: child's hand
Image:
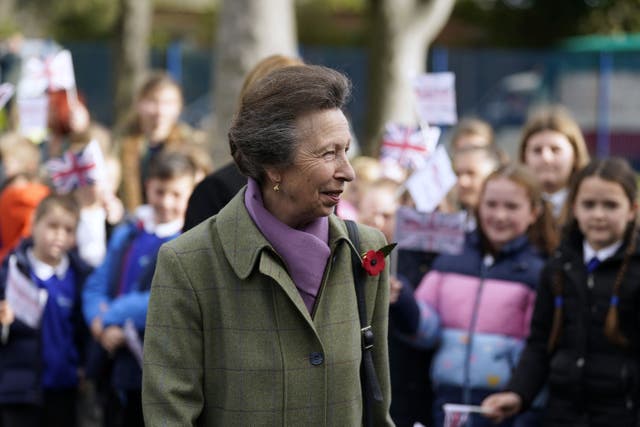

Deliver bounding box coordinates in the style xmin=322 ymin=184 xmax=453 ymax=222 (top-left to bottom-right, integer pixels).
xmin=389 ymin=276 xmax=403 ymax=304
xmin=100 ymin=325 xmax=125 ymax=354
xmin=102 ymin=192 xmax=125 ymax=225
xmin=0 ymin=301 xmax=15 ymax=326
xmin=481 ymin=392 xmax=522 ymax=423
xmin=90 ymin=316 xmax=103 ymax=340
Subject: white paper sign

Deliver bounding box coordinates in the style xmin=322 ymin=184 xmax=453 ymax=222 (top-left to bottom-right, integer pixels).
xmin=17 ymin=95 xmax=49 ymax=140
xmin=394 ymin=207 xmax=466 ymax=255
xmin=0 ymin=83 xmax=15 ymax=110
xmin=5 ymin=256 xmax=48 ymax=329
xmin=18 ymin=56 xmax=49 ymax=98
xmin=413 ymin=72 xmax=458 ymax=125
xmin=48 ymin=49 xmax=76 ymax=91
xmin=405 ymin=144 xmax=457 ymax=213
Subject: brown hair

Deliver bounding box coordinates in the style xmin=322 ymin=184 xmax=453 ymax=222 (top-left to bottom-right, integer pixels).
xmin=147 ymin=150 xmax=196 ymax=182
xmin=228 ymin=65 xmax=351 ymax=182
xmin=137 ymin=71 xmax=183 ymax=105
xmin=238 ymin=54 xmax=304 ymax=101
xmin=450 ymin=117 xmax=494 ymax=152
xmin=34 ymin=193 xmax=80 ymax=224
xmin=518 ymin=105 xmax=590 ymax=176
xmin=547 ymin=157 xmax=637 ymax=352
xmin=476 ymin=163 xmax=558 ymax=256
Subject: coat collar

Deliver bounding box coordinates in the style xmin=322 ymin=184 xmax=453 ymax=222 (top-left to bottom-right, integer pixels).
xmin=217 ymin=188 xmax=357 ymax=323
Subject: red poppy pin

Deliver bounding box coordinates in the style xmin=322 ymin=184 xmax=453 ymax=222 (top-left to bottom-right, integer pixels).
xmin=361 ymin=243 xmax=397 ymax=276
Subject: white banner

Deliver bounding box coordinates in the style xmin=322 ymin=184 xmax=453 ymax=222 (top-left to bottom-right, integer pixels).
xmin=413 ymin=72 xmax=458 ymax=126
xmin=405 ymin=144 xmax=457 ymax=213
xmin=5 ymin=255 xmax=48 ymax=329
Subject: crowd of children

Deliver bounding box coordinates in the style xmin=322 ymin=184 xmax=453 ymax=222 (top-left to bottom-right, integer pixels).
xmin=344 ymin=105 xmax=640 ymax=427
xmin=0 ymin=54 xmax=639 ymax=427
xmin=0 ymin=70 xmax=206 ymax=427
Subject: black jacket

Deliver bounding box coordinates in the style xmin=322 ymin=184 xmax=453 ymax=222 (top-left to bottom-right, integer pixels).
xmin=508 ymin=227 xmax=640 ymax=427
xmin=183 ymin=162 xmax=246 ymax=232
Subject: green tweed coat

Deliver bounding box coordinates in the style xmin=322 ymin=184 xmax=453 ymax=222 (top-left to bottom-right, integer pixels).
xmin=142 ymin=189 xmax=394 ymax=426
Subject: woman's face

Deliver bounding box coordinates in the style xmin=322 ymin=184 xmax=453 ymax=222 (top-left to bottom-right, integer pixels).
xmin=573 ymin=176 xmax=636 ymax=250
xmin=478 ymin=177 xmax=537 ymax=252
xmin=267 ymin=109 xmax=355 ymax=228
xmin=523 ymin=130 xmax=575 ymax=194
xmin=137 ymin=85 xmax=182 ymax=143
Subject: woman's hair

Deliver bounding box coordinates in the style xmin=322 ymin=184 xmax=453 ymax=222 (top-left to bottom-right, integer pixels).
xmin=228 ymin=65 xmax=351 ymax=182
xmin=34 ymin=193 xmax=80 ymax=224
xmin=238 ymin=54 xmax=304 ymax=101
xmin=476 ymin=163 xmax=558 ymax=256
xmin=548 ymin=157 xmax=638 ymax=352
xmin=518 ymin=105 xmax=590 ymax=175
xmin=450 ymin=117 xmax=494 ymax=152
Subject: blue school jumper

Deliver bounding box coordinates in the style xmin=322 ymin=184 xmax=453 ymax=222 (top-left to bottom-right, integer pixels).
xmin=0 ymin=238 xmax=91 ymax=404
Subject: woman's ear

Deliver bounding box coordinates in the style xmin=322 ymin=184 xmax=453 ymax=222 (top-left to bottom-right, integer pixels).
xmin=264 ymin=168 xmax=281 ymax=186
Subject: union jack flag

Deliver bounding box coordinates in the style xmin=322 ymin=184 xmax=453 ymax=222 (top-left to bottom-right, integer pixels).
xmin=443 ymin=403 xmax=487 ymax=427
xmin=46 ymin=140 xmax=105 ymax=194
xmin=444 ymin=410 xmax=469 ymax=427
xmin=380 ymin=123 xmax=439 ymax=171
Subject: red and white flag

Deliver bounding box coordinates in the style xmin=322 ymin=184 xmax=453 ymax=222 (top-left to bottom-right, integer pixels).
xmin=46 ymin=140 xmax=105 ymax=194
xmin=380 ymin=123 xmax=431 ymax=170
xmin=443 ymin=403 xmax=487 ymax=427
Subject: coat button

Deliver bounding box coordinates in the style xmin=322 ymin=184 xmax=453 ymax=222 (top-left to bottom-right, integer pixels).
xmin=576 ymin=357 xmax=585 ymax=368
xmin=309 ymin=352 xmax=324 ymax=366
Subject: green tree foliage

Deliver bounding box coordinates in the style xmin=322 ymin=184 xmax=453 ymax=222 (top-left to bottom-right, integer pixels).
xmin=452 ymin=0 xmax=640 ymax=48
xmin=453 ymin=0 xmax=592 ymax=47
xmin=580 ymin=0 xmax=640 ymax=34
xmin=296 ymin=0 xmax=367 ymax=45
xmin=50 ymin=0 xmax=120 ymax=41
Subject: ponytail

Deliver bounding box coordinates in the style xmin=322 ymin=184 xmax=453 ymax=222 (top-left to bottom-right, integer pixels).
xmin=548 ymin=222 xmax=637 ymax=352
xmin=547 ymin=270 xmax=564 ymax=353
xmin=603 ymin=222 xmax=637 ymax=347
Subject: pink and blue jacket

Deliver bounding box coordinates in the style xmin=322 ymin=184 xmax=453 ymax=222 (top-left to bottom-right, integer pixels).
xmin=410 ymin=232 xmax=545 ymax=394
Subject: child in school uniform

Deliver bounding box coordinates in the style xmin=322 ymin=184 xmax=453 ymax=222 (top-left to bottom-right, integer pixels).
xmin=0 ymin=194 xmax=91 ymax=427
xmin=82 ymin=150 xmax=196 ymax=427
xmin=392 ymin=164 xmax=558 ymax=427
xmin=482 ymin=157 xmax=640 ymax=427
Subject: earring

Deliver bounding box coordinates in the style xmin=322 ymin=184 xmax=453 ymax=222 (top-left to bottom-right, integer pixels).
xmin=273 ymin=183 xmax=280 ymax=192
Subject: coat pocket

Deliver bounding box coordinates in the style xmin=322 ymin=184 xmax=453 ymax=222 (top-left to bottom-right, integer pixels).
xmin=548 ymin=350 xmax=582 ymax=394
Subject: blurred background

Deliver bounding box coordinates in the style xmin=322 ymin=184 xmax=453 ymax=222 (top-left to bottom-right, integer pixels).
xmin=1 ymin=0 xmax=638 ymax=167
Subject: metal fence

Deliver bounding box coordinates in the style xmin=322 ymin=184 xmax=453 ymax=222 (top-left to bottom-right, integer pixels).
xmin=66 ymin=42 xmax=640 ymax=166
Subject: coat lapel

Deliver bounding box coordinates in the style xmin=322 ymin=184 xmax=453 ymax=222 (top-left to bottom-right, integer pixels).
xmin=216 ymin=189 xmax=316 ymax=325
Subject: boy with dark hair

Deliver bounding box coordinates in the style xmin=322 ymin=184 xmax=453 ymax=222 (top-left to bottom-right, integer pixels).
xmin=82 ymin=151 xmax=196 ymax=427
xmin=0 ymin=193 xmax=91 ymax=427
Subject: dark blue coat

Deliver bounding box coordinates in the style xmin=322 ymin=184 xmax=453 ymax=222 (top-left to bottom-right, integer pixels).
xmin=0 ymin=238 xmax=91 ymax=404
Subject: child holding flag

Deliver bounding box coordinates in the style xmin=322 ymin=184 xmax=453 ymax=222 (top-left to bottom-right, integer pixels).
xmin=0 ymin=194 xmax=91 ymax=427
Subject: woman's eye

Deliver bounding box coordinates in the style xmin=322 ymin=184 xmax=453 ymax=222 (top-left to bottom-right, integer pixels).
xmin=323 ymin=151 xmax=336 ymax=160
